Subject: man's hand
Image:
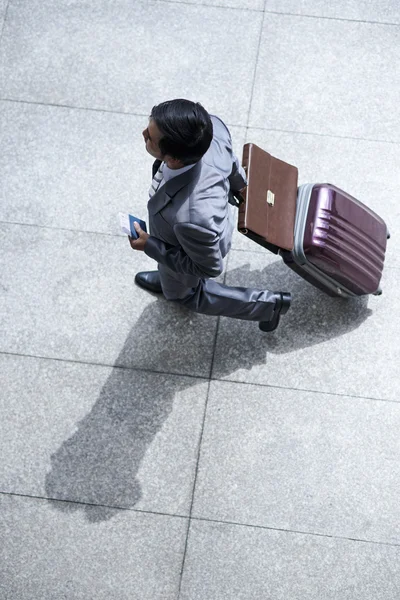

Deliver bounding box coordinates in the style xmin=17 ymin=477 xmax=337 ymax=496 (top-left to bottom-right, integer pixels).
xmin=129 ymin=222 xmax=150 ymax=251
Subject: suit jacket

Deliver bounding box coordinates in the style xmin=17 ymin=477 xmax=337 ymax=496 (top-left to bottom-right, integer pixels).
xmin=144 ymin=115 xmax=247 ymax=279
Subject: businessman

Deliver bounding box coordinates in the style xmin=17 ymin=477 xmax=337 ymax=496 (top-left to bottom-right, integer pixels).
xmin=129 ymin=99 xmax=291 ymax=332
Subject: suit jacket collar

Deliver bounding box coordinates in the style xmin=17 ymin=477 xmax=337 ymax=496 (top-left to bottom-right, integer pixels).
xmin=148 ymin=160 xmax=201 ymax=215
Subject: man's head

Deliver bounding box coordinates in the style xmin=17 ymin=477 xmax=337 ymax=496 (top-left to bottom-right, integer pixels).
xmin=142 ymin=99 xmax=213 ymax=168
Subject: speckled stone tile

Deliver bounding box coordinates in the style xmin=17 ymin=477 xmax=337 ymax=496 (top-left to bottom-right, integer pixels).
xmin=212 ymin=250 xmax=399 ymax=400
xmin=0 ymin=223 xmax=218 ymax=377
xmin=0 ymin=101 xmax=153 ymax=233
xmin=265 ymin=0 xmax=400 ymax=24
xmin=0 ymin=0 xmax=262 ymax=124
xmin=0 ymin=354 xmax=207 ymax=515
xmin=0 ymin=0 xmax=8 ymax=30
xmin=173 ymin=0 xmax=264 ymax=9
xmin=192 ymin=380 xmax=400 ymax=543
xmin=180 ymin=520 xmax=400 ymax=600
xmin=0 ymin=494 xmax=186 ymax=600
xmin=250 ymin=13 xmax=400 ymax=141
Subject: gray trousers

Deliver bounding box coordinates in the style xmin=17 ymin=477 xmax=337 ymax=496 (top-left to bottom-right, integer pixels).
xmin=158 ymin=264 xmax=276 ymax=322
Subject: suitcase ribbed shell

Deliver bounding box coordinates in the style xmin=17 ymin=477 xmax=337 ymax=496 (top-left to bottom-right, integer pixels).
xmin=284 ymin=184 xmax=388 ymax=297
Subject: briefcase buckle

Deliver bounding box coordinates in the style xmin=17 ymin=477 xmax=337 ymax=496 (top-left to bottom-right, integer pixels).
xmin=267 ymin=190 xmax=275 ymax=206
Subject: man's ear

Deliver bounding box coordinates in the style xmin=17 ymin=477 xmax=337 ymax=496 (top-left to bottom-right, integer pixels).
xmin=165 ymin=155 xmax=185 ymax=169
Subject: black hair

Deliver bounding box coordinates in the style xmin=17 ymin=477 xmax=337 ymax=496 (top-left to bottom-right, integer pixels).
xmin=150 ymin=99 xmax=213 ymax=166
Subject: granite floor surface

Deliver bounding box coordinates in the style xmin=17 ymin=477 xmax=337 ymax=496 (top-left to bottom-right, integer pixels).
xmin=1 ymin=1 xmax=399 ymax=598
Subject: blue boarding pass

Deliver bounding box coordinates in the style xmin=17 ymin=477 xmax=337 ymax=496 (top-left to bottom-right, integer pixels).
xmin=118 ymin=213 xmax=147 ymax=239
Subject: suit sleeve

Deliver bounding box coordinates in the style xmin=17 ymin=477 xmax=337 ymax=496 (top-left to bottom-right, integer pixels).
xmin=144 ymin=222 xmax=223 ymax=279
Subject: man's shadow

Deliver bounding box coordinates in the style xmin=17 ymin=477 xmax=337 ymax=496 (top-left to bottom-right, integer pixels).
xmin=45 ymin=259 xmax=371 ymax=521
xmin=214 ymin=258 xmax=372 ymax=362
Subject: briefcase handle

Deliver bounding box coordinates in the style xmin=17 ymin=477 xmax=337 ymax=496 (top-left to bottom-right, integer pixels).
xmin=228 ymin=188 xmax=245 ymax=208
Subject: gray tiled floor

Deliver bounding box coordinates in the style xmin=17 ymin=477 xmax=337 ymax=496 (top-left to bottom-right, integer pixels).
xmin=213 ymin=251 xmax=400 ymax=400
xmin=0 ymin=0 xmax=7 ymax=25
xmin=172 ymin=0 xmax=265 ymax=9
xmin=1 ymin=0 xmax=399 ymax=598
xmin=0 ymin=354 xmax=208 ymax=515
xmin=193 ymin=381 xmax=400 ymax=543
xmin=250 ymin=13 xmax=400 ymax=141
xmin=180 ymin=520 xmax=400 ymax=600
xmin=0 ymin=223 xmax=219 ymax=376
xmin=0 ymin=495 xmax=187 ymax=600
xmin=265 ymin=0 xmax=400 ymax=24
xmin=0 ymin=101 xmax=153 ymax=232
xmin=0 ymin=0 xmax=262 ymax=123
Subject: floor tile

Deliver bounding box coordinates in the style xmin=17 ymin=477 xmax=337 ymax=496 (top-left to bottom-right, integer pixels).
xmin=0 ymin=101 xmax=153 ymax=233
xmin=0 ymin=494 xmax=186 ymax=600
xmin=265 ymin=0 xmax=400 ymax=25
xmin=180 ymin=520 xmax=400 ymax=600
xmin=0 ymin=223 xmax=218 ymax=377
xmin=193 ymin=380 xmax=400 ymax=543
xmin=171 ymin=0 xmax=264 ymax=9
xmin=0 ymin=0 xmax=262 ymax=124
xmin=250 ymin=13 xmax=400 ymax=141
xmin=213 ymin=250 xmax=399 ymax=400
xmin=0 ymin=354 xmax=207 ymax=515
xmin=0 ymin=0 xmax=8 ymax=29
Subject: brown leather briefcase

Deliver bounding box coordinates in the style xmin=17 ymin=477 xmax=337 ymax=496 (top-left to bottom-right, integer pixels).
xmin=235 ymin=143 xmax=298 ymax=253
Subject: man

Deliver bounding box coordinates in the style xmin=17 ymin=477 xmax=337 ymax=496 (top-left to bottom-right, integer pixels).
xmin=129 ymin=99 xmax=291 ymax=332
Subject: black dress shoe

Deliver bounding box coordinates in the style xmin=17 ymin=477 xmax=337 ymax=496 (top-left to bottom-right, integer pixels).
xmin=259 ymin=292 xmax=291 ymax=332
xmin=135 ymin=271 xmax=163 ymax=294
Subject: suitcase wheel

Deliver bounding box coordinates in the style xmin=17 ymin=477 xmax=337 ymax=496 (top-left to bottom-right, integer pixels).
xmin=387 ymin=229 xmax=391 ymax=239
xmin=373 ymin=287 xmax=383 ymax=296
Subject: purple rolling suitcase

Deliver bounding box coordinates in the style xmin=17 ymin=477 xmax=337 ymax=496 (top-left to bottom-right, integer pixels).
xmin=280 ymin=183 xmax=389 ymax=297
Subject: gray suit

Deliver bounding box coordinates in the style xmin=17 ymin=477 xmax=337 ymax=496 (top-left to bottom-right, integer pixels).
xmin=144 ymin=115 xmax=276 ymax=321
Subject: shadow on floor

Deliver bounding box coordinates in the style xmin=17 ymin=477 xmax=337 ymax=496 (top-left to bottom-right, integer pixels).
xmin=222 ymin=258 xmax=372 ymax=354
xmin=45 ymin=258 xmax=372 ymax=521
